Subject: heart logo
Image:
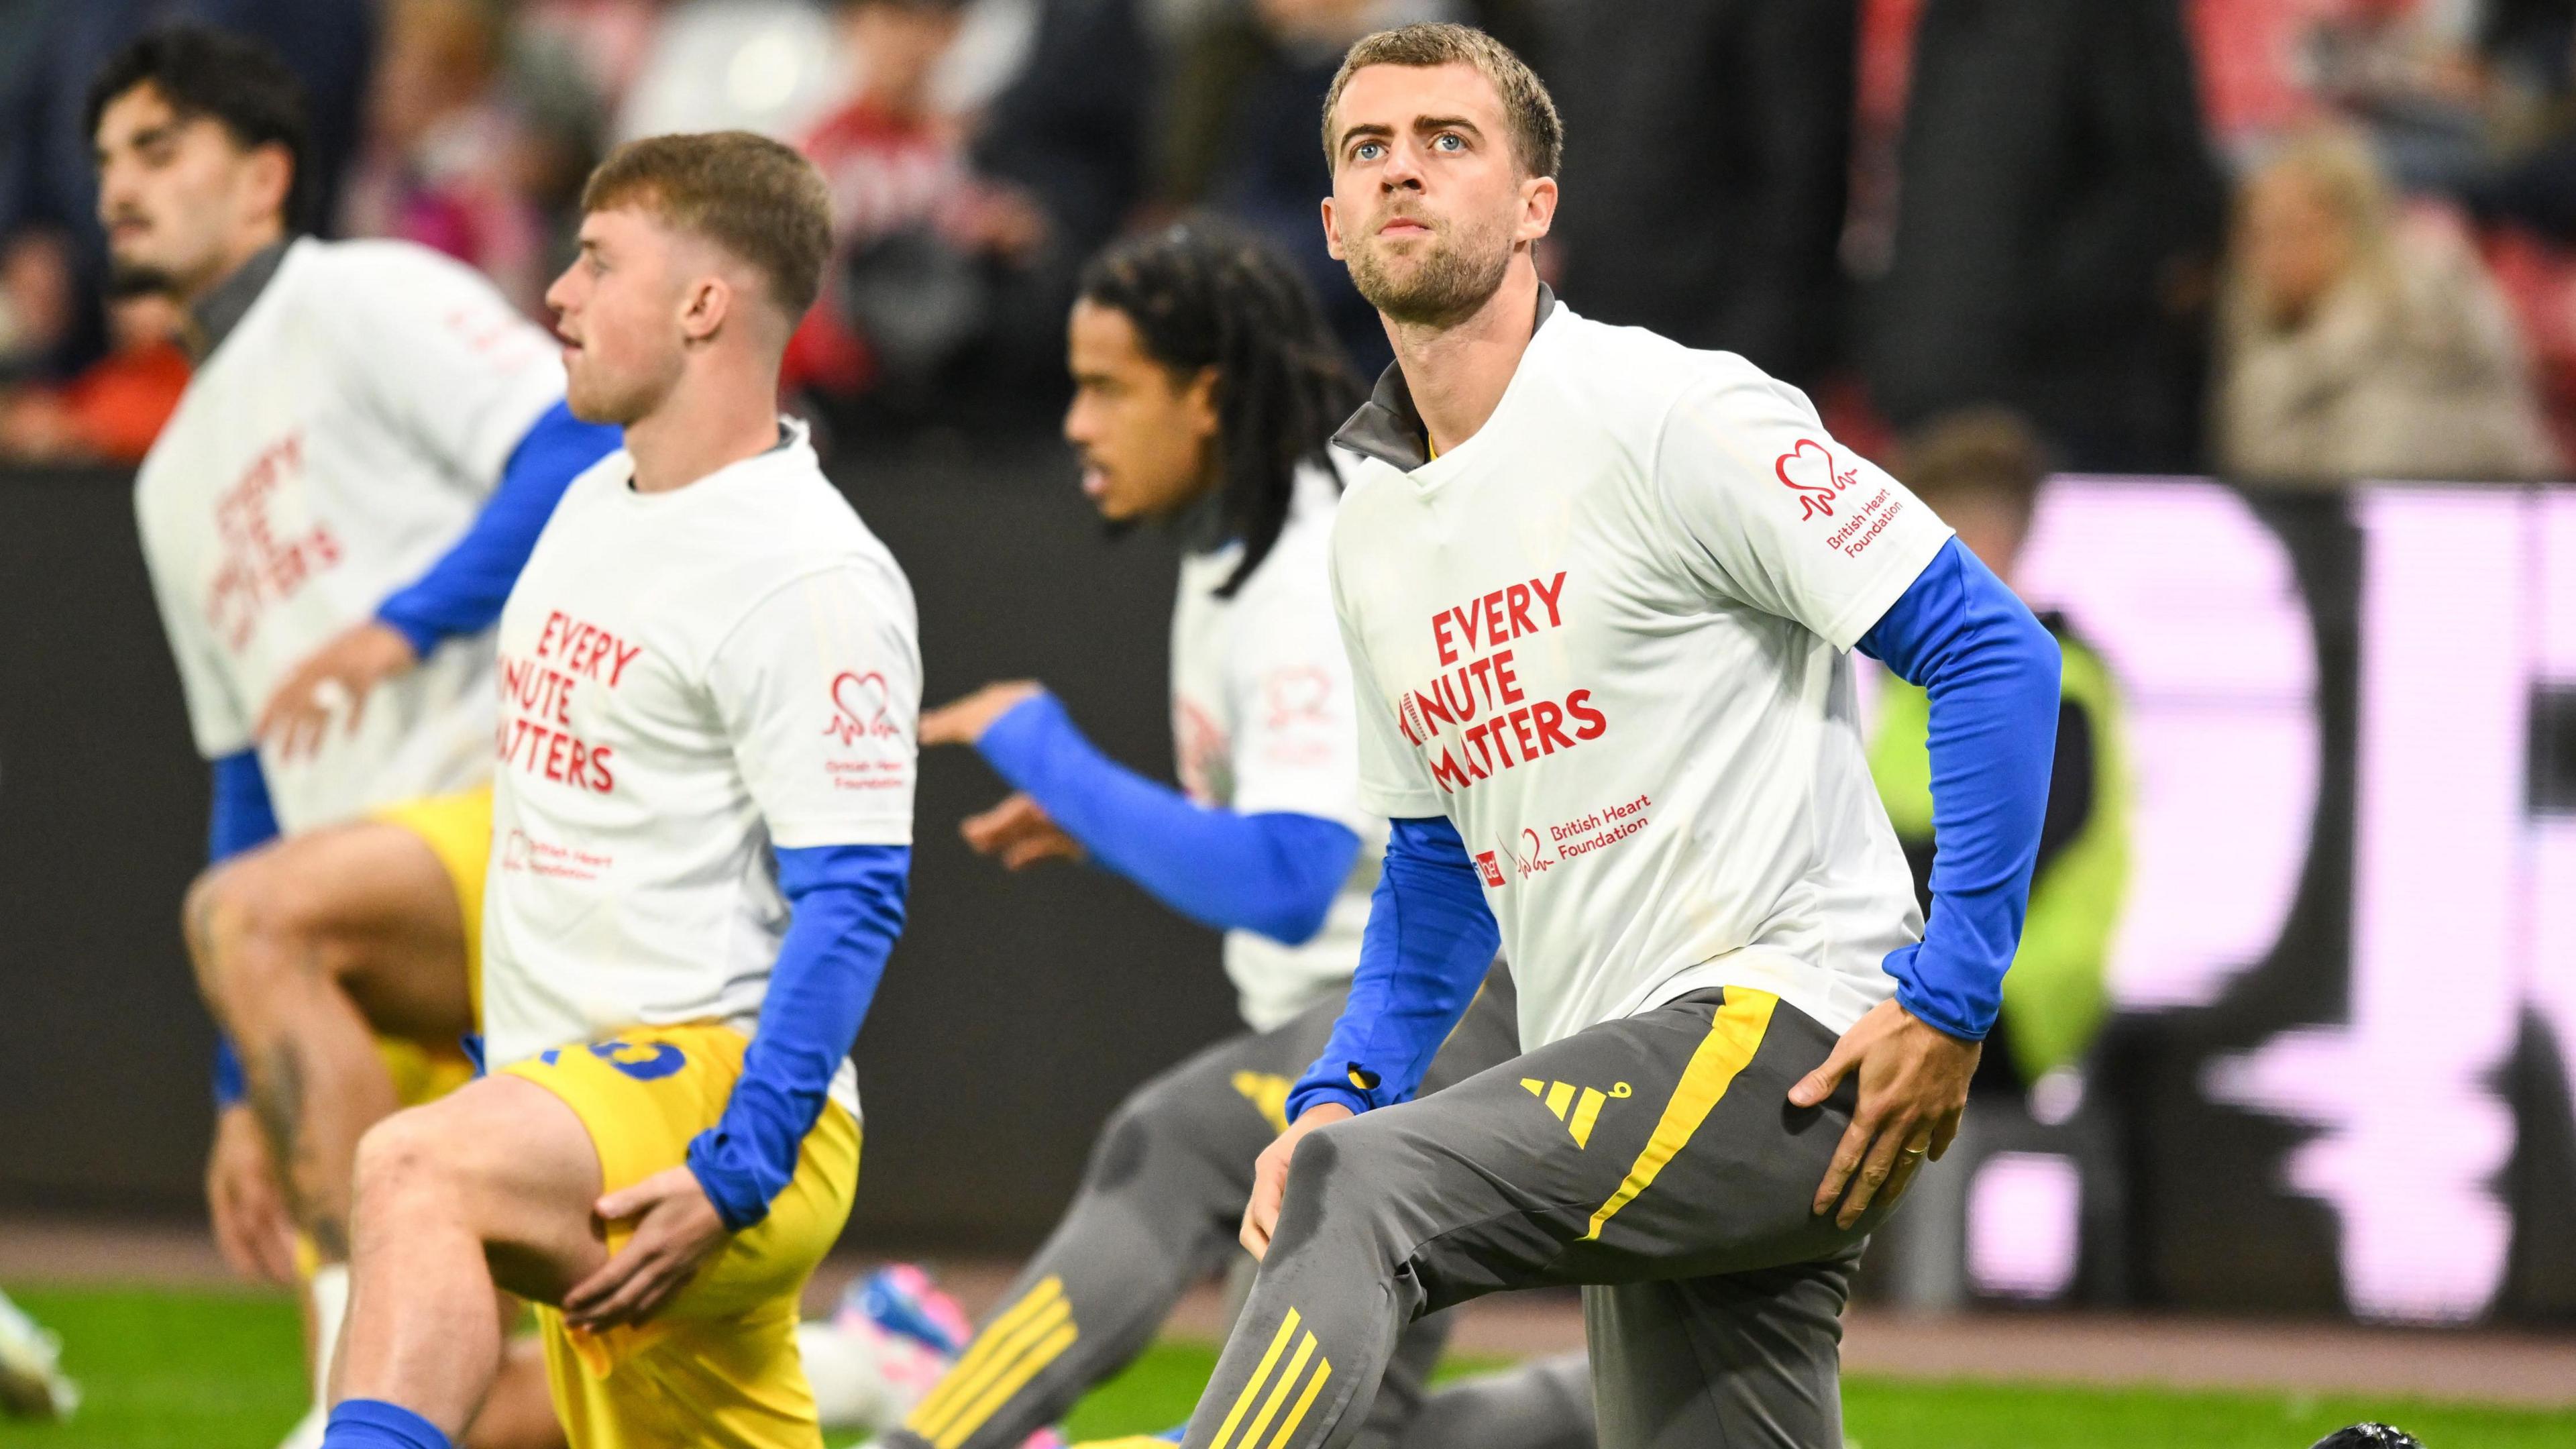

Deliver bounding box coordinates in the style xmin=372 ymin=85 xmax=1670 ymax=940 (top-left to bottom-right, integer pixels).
xmin=826 ymin=670 xmax=894 ymax=745
xmin=1774 ymin=438 xmax=1843 ymax=521
xmin=1263 ymin=665 xmax=1335 ymax=729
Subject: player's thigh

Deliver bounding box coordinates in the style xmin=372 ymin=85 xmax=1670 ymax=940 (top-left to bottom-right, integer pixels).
xmin=1582 ymin=1254 xmax=1854 ymax=1449
xmin=1554 ymin=991 xmax=1880 ymax=1283
xmin=358 ymin=1073 xmax=607 ymax=1301
xmin=1120 ymin=988 xmax=1352 ymax=1155
xmin=207 ymin=817 xmax=475 ymax=1040
xmin=1285 ymin=991 xmax=1830 ymax=1302
xmin=506 ymin=1025 xmax=858 ymax=1321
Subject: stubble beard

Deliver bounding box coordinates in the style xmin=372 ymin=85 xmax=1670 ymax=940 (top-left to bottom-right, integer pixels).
xmin=1347 ymin=215 xmax=1513 ymax=329
xmin=105 ymin=258 xmax=179 ymax=299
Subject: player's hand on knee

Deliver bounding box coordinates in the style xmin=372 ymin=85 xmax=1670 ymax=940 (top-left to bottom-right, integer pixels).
xmin=1787 ymin=998 xmax=1980 ymax=1229
xmin=562 ymin=1166 xmax=729 ymax=1331
xmin=959 ymin=793 xmax=1083 ymax=869
xmin=1241 ymin=1103 xmax=1351 ymax=1258
xmin=919 ymin=680 xmax=1044 ymax=748
xmin=206 ymin=1104 xmax=299 ymax=1285
xmin=255 ymin=620 xmax=420 ymax=759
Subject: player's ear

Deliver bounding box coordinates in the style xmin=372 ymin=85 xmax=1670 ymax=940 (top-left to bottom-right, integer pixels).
xmin=679 ymin=274 xmax=729 ymax=344
xmin=1178 ymin=364 xmax=1221 ymax=440
xmin=1321 ymin=195 xmax=1346 ymax=262
xmin=246 ymin=141 xmax=294 ymax=225
xmin=1515 ymin=174 xmax=1558 ymax=246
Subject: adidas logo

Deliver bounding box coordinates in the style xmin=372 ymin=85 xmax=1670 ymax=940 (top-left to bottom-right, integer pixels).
xmin=1522 ymin=1077 xmax=1629 ymax=1148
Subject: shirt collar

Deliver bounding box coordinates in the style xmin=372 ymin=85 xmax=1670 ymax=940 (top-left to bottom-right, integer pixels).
xmin=1332 ymin=282 xmax=1557 ymax=472
xmin=184 ymin=238 xmax=292 ymax=364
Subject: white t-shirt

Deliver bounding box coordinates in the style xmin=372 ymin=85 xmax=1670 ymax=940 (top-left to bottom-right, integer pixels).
xmin=478 ymin=423 xmax=918 ymax=1119
xmin=134 ymin=237 xmax=564 ymax=834
xmin=1169 ymin=459 xmax=1386 ymax=1030
xmin=1329 ymin=301 xmax=1953 ymax=1049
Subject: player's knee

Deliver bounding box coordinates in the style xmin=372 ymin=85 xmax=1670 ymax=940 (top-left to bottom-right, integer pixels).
xmin=1283 ymin=1119 xmax=1406 ymax=1225
xmin=186 ymin=850 xmax=343 ymax=1006
xmin=1087 ymin=1080 xmax=1183 ymax=1191
xmin=352 ymin=1105 xmax=465 ymax=1222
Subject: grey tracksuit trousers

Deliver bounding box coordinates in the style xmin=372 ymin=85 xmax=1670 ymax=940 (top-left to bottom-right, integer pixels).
xmin=885 ymin=966 xmax=1595 ymax=1449
xmin=1177 ymin=987 xmax=1889 ymax=1449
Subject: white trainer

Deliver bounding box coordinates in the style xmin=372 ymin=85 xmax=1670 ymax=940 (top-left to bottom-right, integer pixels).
xmin=0 ymin=1289 xmax=78 ymax=1420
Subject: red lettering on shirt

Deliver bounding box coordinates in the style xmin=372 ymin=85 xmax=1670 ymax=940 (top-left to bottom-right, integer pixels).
xmin=1397 ymin=571 xmax=1607 ymax=792
xmin=203 ymin=431 xmax=343 ymax=651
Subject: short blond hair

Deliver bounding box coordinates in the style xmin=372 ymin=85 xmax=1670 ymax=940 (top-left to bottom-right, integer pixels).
xmin=1321 ymin=23 xmax=1562 ymax=180
xmin=582 ymin=131 xmax=833 ymax=321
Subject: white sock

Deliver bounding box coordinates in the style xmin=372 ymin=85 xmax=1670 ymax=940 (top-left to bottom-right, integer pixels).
xmin=307 ymin=1265 xmax=352 ymax=1405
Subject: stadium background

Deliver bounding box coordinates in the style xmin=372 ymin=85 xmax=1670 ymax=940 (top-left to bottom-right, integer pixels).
xmin=7 ymin=0 xmax=2576 ymax=1442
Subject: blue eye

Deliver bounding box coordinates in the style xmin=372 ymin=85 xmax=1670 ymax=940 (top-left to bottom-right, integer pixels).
xmin=1434 ymin=133 xmax=1464 ymax=152
xmin=1355 ymin=141 xmax=1385 ymax=161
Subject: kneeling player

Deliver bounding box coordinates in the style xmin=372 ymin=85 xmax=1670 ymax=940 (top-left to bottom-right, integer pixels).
xmin=92 ymin=30 xmax=618 ymax=1446
xmin=891 ymin=223 xmax=1588 ymax=1449
xmin=1196 ymin=25 xmax=2061 ymax=1449
xmin=319 ymin=133 xmax=920 ymax=1449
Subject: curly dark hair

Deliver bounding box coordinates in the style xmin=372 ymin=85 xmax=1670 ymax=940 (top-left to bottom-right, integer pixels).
xmin=1076 ymin=220 xmax=1364 ymax=598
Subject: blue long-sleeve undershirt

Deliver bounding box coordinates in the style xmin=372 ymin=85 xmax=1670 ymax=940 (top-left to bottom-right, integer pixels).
xmin=1856 ymin=537 xmax=2061 ymax=1042
xmin=686 ymin=843 xmax=908 ymax=1232
xmin=1284 ymin=537 xmax=2059 ymax=1122
xmin=208 ymin=748 xmax=282 ymax=1106
xmin=374 ymin=401 xmax=621 ymax=656
xmin=1286 ymin=815 xmax=1498 ymax=1121
xmin=974 ymin=692 xmax=1361 ymax=946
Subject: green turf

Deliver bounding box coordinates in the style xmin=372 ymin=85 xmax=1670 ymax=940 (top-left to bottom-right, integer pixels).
xmin=3 ymin=1285 xmax=2569 ymax=1448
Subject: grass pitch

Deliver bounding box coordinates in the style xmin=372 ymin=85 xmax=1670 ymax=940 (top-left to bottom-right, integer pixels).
xmin=1 ymin=1286 xmax=2569 ymax=1448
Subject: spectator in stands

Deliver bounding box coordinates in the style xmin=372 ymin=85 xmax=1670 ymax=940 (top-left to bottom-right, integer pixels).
xmin=0 ymin=291 xmax=189 ymax=464
xmin=2216 ymin=124 xmax=2561 ymax=483
xmin=1544 ymin=0 xmax=1858 ymax=389
xmin=1175 ymin=0 xmax=1434 ymax=377
xmin=1868 ymin=408 xmax=2129 ymax=1105
xmin=1864 ymin=0 xmax=2227 ymax=474
xmin=963 ymin=0 xmax=1153 ymax=398
xmin=788 ymin=0 xmax=1049 ymax=405
xmin=339 ymin=0 xmax=553 ymax=315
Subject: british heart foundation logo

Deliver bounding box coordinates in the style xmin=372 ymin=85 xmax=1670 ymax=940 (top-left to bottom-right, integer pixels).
xmin=1774 ymin=438 xmax=1855 ymax=521
xmin=824 ymin=671 xmax=900 ymax=746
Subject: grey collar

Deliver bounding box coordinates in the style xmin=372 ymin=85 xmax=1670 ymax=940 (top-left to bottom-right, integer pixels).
xmin=1332 ymin=283 xmax=1557 ymax=471
xmin=185 ymin=239 xmax=291 ymax=363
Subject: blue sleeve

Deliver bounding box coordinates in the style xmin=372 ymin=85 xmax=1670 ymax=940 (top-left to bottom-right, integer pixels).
xmin=1856 ymin=537 xmax=2061 ymax=1042
xmin=686 ymin=844 xmax=908 ymax=1232
xmin=373 ymin=401 xmax=621 ymax=656
xmin=975 ymin=692 xmax=1362 ymax=945
xmin=1286 ymin=816 xmax=1499 ymax=1120
xmin=207 ymin=749 xmax=282 ymax=1108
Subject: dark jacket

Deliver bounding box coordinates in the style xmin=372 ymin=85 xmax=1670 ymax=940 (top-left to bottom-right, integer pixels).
xmin=1864 ymin=0 xmax=2226 ymax=472
xmin=1545 ymin=0 xmax=1858 ymax=389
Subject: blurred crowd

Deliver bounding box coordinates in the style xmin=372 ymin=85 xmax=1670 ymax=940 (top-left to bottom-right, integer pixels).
xmin=6 ymin=0 xmax=2576 ymax=484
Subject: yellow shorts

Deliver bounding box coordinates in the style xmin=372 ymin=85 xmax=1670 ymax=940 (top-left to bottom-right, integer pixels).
xmin=370 ymin=783 xmax=493 ymax=1020
xmin=503 ymin=1023 xmax=861 ymax=1449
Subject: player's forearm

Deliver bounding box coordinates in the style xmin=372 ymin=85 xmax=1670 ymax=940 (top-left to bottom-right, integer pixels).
xmin=206 ymin=749 xmax=280 ymax=1108
xmin=1857 ymin=538 xmax=2062 ymax=1040
xmin=374 ymin=402 xmax=621 ymax=655
xmin=976 ymin=691 xmax=1362 ymax=943
xmin=1287 ymin=816 xmax=1499 ymax=1120
xmin=686 ymin=845 xmax=908 ymax=1231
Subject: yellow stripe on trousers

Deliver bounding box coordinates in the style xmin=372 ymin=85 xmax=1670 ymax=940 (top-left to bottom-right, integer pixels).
xmin=1208 ymin=1309 xmax=1301 ymax=1449
xmin=1584 ymin=989 xmax=1776 ymax=1241
xmin=905 ymin=1276 xmax=1075 ymax=1445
